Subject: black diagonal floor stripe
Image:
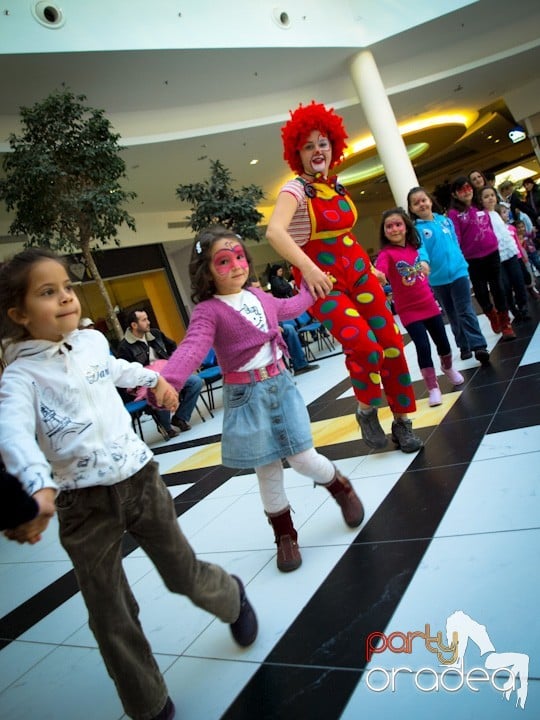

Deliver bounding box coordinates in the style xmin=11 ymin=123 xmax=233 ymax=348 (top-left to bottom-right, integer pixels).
xmin=221 ymin=340 xmax=532 ymax=720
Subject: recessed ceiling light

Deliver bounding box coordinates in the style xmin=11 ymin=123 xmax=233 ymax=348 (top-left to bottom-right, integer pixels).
xmin=250 ymin=159 xmax=259 ymax=165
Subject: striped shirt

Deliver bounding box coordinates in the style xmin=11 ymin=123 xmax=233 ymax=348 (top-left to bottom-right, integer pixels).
xmin=281 ymin=178 xmax=311 ymax=246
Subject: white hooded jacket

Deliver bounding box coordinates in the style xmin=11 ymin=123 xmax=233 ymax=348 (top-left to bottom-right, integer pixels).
xmin=0 ymin=329 xmax=160 ymax=495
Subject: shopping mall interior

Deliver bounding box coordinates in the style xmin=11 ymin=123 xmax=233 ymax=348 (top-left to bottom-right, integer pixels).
xmin=1 ymin=1 xmax=539 ymax=718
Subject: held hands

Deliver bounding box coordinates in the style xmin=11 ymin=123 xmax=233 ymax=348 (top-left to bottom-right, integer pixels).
xmin=4 ymin=488 xmax=57 ymax=545
xmin=152 ymin=376 xmax=179 ymax=412
xmin=372 ymin=267 xmax=387 ymax=285
xmin=303 ymin=265 xmax=334 ymax=299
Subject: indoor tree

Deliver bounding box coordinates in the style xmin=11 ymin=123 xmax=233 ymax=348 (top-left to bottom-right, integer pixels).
xmin=176 ymin=158 xmax=264 ymax=242
xmin=0 ymin=87 xmax=136 ymax=340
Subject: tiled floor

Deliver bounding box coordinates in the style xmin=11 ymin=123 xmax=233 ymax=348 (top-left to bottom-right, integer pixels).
xmin=1 ymin=308 xmax=539 ymax=719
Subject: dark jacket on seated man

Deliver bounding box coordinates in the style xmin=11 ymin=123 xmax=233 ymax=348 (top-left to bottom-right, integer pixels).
xmin=116 ymin=310 xmax=202 ymax=438
xmin=117 ymin=326 xmax=176 ymax=367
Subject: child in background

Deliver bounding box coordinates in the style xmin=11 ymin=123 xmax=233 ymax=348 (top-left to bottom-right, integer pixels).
xmin=407 ymin=186 xmax=490 ymax=365
xmin=375 ymin=209 xmax=463 ymax=407
xmin=515 ymin=218 xmax=540 ymax=297
xmin=500 ymin=207 xmax=540 ymax=304
xmin=448 ymin=177 xmax=515 ymax=340
xmin=0 ymin=248 xmax=258 ymax=720
xmin=478 ymin=187 xmax=530 ymax=323
xmin=161 ymin=226 xmax=364 ymax=574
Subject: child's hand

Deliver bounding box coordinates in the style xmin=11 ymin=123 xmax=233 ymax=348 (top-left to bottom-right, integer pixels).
xmin=419 ymin=261 xmax=430 ymax=275
xmin=372 ymin=267 xmax=387 ymax=285
xmin=4 ymin=488 xmax=56 ymax=544
xmin=153 ymin=376 xmax=179 ymax=412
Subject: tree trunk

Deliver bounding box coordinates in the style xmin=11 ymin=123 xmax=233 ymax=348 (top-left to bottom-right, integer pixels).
xmin=80 ymin=240 xmax=124 ymax=341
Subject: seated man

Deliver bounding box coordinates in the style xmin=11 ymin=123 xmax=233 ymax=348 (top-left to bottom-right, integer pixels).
xmin=280 ymin=322 xmax=319 ymax=375
xmin=116 ymin=309 xmax=202 ymax=438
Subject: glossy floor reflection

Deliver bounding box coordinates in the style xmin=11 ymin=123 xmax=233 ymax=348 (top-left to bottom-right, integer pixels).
xmin=1 ymin=310 xmax=539 ymax=720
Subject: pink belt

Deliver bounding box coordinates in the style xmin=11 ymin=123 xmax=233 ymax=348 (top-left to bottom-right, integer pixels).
xmin=223 ymin=359 xmax=286 ymax=384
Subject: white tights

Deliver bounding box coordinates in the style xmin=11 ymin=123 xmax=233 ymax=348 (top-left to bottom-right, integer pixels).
xmin=255 ymin=447 xmax=335 ymax=514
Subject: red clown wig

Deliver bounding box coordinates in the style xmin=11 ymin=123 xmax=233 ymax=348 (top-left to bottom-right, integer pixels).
xmin=281 ymin=101 xmax=348 ymax=176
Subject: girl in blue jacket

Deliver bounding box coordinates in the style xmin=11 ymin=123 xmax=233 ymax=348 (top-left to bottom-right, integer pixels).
xmin=407 ymin=186 xmax=490 ymax=366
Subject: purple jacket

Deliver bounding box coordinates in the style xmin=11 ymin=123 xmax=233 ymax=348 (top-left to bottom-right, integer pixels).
xmin=448 ymin=206 xmax=498 ymax=260
xmin=162 ymin=283 xmax=314 ymax=390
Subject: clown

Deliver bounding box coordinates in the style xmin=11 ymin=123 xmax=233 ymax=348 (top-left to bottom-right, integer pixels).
xmin=266 ymin=101 xmax=423 ymax=453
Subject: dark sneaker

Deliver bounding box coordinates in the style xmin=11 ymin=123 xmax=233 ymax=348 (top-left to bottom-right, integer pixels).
xmin=230 ymin=576 xmax=258 ymax=647
xmin=355 ymin=407 xmax=387 ymax=449
xmin=474 ymin=348 xmax=491 ymax=367
xmin=171 ymin=417 xmax=191 ymax=432
xmin=151 ymin=696 xmax=175 ymax=720
xmin=294 ymin=364 xmax=319 ymax=375
xmin=391 ymin=418 xmax=423 ymax=453
xmin=460 ymin=349 xmax=473 ymax=360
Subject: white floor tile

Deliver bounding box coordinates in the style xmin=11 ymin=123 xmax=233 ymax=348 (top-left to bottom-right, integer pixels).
xmin=436 ymin=452 xmax=540 ymax=535
xmin=158 ymin=656 xmax=258 ymax=720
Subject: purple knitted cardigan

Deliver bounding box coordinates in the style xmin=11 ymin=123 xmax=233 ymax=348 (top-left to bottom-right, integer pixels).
xmin=162 ymin=283 xmax=315 ymax=390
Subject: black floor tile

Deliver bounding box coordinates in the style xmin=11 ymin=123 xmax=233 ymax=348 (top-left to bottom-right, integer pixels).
xmin=222 ymin=665 xmax=361 ymax=720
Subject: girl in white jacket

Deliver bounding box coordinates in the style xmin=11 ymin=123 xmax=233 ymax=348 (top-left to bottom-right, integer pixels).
xmin=479 ymin=187 xmax=530 ymax=323
xmin=0 ymin=247 xmax=257 ymax=720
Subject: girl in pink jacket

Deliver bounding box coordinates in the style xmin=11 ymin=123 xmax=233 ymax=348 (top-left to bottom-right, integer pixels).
xmin=162 ymin=225 xmax=364 ymax=573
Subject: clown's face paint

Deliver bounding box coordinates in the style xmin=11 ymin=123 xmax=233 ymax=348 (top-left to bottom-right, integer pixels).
xmin=299 ymin=129 xmax=332 ymax=178
xmin=210 ymin=239 xmax=250 ymax=294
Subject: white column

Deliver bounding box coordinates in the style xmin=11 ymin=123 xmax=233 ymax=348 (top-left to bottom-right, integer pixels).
xmin=349 ymin=50 xmax=418 ymax=209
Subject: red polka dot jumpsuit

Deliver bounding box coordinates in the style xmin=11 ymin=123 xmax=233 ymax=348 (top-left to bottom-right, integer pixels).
xmin=289 ymin=175 xmax=417 ymax=413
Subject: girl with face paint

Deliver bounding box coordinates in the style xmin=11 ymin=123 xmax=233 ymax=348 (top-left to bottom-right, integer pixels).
xmin=375 ymin=208 xmax=464 ymax=407
xmin=160 ymin=225 xmax=365 ymax=573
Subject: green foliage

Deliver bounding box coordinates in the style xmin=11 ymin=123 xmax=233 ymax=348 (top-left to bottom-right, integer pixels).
xmin=176 ymin=159 xmax=264 ymax=242
xmin=0 ymin=87 xmax=136 ymax=250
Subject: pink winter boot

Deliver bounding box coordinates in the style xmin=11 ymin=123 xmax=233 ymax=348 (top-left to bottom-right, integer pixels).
xmin=440 ymin=354 xmax=464 ymax=386
xmin=420 ymin=367 xmax=442 ymax=406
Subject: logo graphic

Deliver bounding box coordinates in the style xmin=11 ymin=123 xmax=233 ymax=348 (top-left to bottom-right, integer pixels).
xmin=365 ymin=611 xmax=529 ymax=709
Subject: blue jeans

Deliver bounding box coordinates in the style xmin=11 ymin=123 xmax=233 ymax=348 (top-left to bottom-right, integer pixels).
xmin=155 ymin=373 xmax=203 ymax=429
xmin=526 ymin=249 xmax=540 ymax=275
xmin=404 ymin=314 xmax=450 ymax=369
xmin=280 ymin=323 xmax=309 ymax=370
xmin=433 ymin=275 xmax=487 ymax=352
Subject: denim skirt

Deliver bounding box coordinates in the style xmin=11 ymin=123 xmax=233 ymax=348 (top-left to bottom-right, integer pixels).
xmin=221 ymin=368 xmax=313 ymax=469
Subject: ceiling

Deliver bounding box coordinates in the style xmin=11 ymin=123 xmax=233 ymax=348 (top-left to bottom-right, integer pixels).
xmin=1 ymin=0 xmax=540 ymax=245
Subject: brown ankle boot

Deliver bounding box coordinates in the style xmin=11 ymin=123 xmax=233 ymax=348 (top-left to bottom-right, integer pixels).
xmin=324 ymin=468 xmax=365 ymax=528
xmin=266 ymin=508 xmax=302 ymax=572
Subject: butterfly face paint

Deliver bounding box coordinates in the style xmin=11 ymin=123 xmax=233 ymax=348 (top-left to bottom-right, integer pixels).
xmin=384 ymin=215 xmax=407 ymax=246
xmin=211 ymin=243 xmax=249 ymax=276
xmin=209 ymin=238 xmax=251 ymax=295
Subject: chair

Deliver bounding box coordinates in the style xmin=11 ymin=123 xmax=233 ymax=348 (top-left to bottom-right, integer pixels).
xmin=125 ymin=399 xmax=149 ymax=440
xmin=294 ymin=312 xmax=335 ymax=361
xmin=198 ymin=349 xmax=222 ymax=410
